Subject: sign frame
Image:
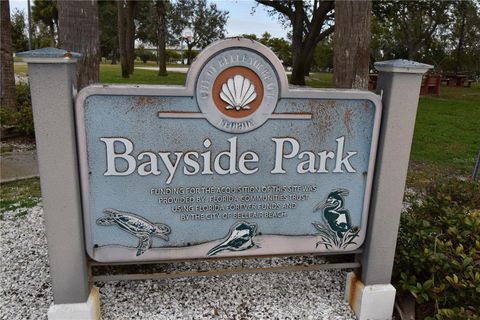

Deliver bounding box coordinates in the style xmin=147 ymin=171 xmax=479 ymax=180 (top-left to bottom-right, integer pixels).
xmin=76 ymin=39 xmax=382 ymax=263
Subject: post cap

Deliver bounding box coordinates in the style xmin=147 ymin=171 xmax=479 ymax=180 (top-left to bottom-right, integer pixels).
xmin=374 ymin=59 xmax=433 ymax=74
xmin=16 ymin=47 xmax=81 ymax=64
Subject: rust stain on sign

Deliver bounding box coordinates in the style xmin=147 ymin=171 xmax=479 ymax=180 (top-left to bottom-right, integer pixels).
xmin=126 ymin=96 xmax=168 ymax=115
xmin=364 ymin=100 xmax=370 ymax=111
xmin=347 ymin=272 xmax=363 ymax=313
xmin=135 ymin=96 xmax=154 ymax=107
xmin=343 ymin=108 xmax=353 ymax=137
xmin=310 ymin=100 xmax=336 ymax=143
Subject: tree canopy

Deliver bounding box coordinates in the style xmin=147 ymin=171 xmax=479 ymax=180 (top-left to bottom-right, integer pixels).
xmin=372 ymin=0 xmax=480 ymax=75
xmin=8 ymin=0 xmax=480 ymax=80
xmin=31 ymin=0 xmax=58 ymax=46
xmin=10 ymin=9 xmax=29 ymax=52
xmin=256 ymin=0 xmax=334 ymax=85
xmin=98 ymin=1 xmax=118 ymax=62
xmin=373 ymin=0 xmax=453 ymax=61
xmin=170 ymin=0 xmax=228 ymax=64
xmin=242 ymin=32 xmax=292 ymax=67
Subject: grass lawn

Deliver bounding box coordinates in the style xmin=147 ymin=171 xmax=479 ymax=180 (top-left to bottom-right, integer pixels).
xmin=409 ymin=83 xmax=479 ymax=181
xmin=12 ymin=63 xmax=478 ymax=178
xmin=0 ymin=178 xmax=41 ymax=219
xmin=304 ymin=73 xmax=479 ymax=177
xmin=14 ymin=62 xmax=187 ymax=85
xmin=100 ymin=64 xmax=186 ymax=85
xmin=133 ymin=61 xmax=186 ymax=68
xmin=411 ymin=94 xmax=479 ymax=173
xmin=13 ymin=62 xmax=28 ymax=74
xmin=305 ymin=73 xmax=335 ymax=88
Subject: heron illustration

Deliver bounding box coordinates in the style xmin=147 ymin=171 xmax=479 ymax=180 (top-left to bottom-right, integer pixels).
xmin=314 ymin=189 xmax=352 ymax=238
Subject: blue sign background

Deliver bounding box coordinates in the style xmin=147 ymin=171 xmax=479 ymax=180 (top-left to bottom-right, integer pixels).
xmin=83 ymin=95 xmax=375 ymax=250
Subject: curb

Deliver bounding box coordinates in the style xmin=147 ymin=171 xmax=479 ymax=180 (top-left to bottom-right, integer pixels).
xmin=0 ymin=175 xmax=40 ymax=184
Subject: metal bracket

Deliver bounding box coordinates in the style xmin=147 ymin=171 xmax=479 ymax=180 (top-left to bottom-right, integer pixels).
xmin=89 ymin=252 xmax=361 ymax=282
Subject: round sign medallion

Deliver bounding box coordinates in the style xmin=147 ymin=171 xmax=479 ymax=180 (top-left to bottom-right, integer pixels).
xmin=196 ymin=49 xmax=279 ymax=133
xmin=212 ymin=66 xmax=263 ymax=119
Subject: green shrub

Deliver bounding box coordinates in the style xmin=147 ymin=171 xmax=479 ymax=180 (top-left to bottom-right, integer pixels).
xmin=138 ymin=51 xmax=154 ymax=64
xmin=394 ymin=178 xmax=480 ymax=319
xmin=0 ymin=82 xmax=34 ymax=136
xmin=166 ymin=49 xmax=181 ymax=62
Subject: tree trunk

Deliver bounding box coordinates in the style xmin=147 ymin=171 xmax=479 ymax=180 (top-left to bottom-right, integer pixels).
xmin=126 ymin=0 xmax=136 ymax=74
xmin=58 ymin=0 xmax=100 ymax=90
xmin=186 ymin=44 xmax=194 ymax=65
xmin=0 ymin=0 xmax=17 ymax=112
xmin=256 ymin=1 xmax=334 ymax=86
xmin=27 ymin=0 xmax=32 ymax=50
xmin=49 ymin=22 xmax=56 ymax=47
xmin=290 ymin=1 xmax=306 ymax=86
xmin=454 ymin=1 xmax=467 ymax=73
xmin=291 ymin=50 xmax=306 ymax=85
xmin=111 ymin=47 xmax=118 ymax=65
xmin=117 ymin=1 xmax=128 ymax=78
xmin=334 ymin=0 xmax=371 ymax=89
xmin=156 ymin=0 xmax=167 ymax=76
xmin=407 ymin=41 xmax=420 ymax=61
xmin=303 ymin=44 xmax=316 ymax=77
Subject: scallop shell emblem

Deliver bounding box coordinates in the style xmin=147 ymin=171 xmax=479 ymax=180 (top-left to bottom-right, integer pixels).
xmin=219 ymin=75 xmax=257 ymax=111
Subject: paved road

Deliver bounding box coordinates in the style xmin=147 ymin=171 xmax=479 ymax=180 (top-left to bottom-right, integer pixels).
xmin=0 ymin=149 xmax=39 ymax=183
xmin=16 ymin=62 xmax=191 ymax=73
xmin=136 ymin=66 xmax=293 ymax=75
xmin=136 ymin=66 xmax=190 ymax=73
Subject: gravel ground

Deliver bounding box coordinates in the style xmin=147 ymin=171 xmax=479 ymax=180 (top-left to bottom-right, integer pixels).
xmin=1 ymin=204 xmax=356 ymax=320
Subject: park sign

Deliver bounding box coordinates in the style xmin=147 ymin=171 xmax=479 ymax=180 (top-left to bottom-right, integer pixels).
xmin=20 ymin=41 xmax=429 ymax=319
xmin=76 ymin=39 xmax=381 ymax=263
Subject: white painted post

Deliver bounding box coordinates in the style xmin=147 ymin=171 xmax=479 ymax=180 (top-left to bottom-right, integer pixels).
xmin=16 ymin=48 xmax=99 ymax=320
xmin=346 ymin=60 xmax=432 ymax=320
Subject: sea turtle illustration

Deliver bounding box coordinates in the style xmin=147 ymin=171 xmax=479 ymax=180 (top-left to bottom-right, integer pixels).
xmin=207 ymin=221 xmax=257 ymax=256
xmin=96 ymin=208 xmax=171 ymax=256
xmin=314 ymin=189 xmax=352 ymax=238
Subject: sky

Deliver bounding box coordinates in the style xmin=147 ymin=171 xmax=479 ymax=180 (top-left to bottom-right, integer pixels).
xmin=9 ymin=0 xmax=289 ymax=39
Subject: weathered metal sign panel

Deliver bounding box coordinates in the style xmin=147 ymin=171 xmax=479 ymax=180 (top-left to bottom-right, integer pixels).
xmin=76 ymin=39 xmax=382 ymax=263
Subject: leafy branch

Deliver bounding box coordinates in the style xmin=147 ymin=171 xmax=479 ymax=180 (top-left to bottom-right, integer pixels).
xmin=312 ymin=222 xmax=360 ymax=249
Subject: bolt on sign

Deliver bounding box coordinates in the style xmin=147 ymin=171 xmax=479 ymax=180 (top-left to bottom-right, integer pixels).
xmin=76 ymin=39 xmax=382 ymax=263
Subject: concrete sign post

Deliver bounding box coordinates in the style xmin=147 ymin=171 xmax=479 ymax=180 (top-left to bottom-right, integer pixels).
xmin=17 ymin=48 xmax=99 ymax=320
xmin=18 ymin=41 xmax=430 ymax=320
xmin=347 ymin=60 xmax=432 ymax=319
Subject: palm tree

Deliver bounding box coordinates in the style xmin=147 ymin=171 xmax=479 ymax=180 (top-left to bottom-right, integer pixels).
xmin=1 ymin=0 xmax=17 ymax=112
xmin=57 ymin=0 xmax=100 ymax=90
